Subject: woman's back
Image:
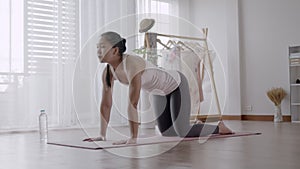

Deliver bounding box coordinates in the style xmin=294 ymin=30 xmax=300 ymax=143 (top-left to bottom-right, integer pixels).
xmin=124 ymin=54 xmax=181 ymax=95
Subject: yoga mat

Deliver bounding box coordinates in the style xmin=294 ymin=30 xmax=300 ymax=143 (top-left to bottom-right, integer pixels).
xmin=47 ymin=132 xmax=261 ymax=150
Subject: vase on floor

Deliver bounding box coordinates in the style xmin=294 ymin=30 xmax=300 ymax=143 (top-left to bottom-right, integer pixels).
xmin=274 ymin=104 xmax=283 ymax=122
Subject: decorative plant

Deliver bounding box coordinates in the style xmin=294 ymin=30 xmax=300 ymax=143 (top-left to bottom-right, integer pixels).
xmin=266 ymin=87 xmax=287 ymax=122
xmin=132 ymin=47 xmax=147 ymax=55
xmin=133 ymin=47 xmax=162 ymax=66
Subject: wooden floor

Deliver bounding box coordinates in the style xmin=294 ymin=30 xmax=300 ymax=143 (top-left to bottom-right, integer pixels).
xmin=0 ymin=121 xmax=299 ymax=169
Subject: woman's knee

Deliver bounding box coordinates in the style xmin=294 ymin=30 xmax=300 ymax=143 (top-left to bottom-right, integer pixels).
xmin=160 ymin=127 xmax=178 ymax=137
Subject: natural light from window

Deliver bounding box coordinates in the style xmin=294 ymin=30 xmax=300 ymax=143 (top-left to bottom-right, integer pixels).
xmin=151 ymin=0 xmax=170 ymax=14
xmin=0 ymin=0 xmax=24 ymax=92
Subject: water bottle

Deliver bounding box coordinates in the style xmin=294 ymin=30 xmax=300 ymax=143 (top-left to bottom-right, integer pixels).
xmin=39 ymin=110 xmax=48 ymax=142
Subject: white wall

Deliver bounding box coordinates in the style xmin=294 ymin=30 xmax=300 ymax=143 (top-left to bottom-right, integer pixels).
xmin=239 ymin=0 xmax=300 ymax=115
xmin=189 ymin=0 xmax=300 ymax=116
xmin=189 ymin=0 xmax=241 ymax=116
xmin=177 ymin=0 xmax=193 ymax=36
xmin=225 ymin=0 xmax=241 ymax=116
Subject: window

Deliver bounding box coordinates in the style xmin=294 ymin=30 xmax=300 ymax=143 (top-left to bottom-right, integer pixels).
xmin=0 ymin=0 xmax=24 ymax=92
xmin=151 ymin=0 xmax=171 ymax=14
xmin=24 ymin=0 xmax=79 ymax=74
xmin=136 ymin=0 xmax=179 ymax=49
xmin=0 ymin=0 xmax=79 ymax=130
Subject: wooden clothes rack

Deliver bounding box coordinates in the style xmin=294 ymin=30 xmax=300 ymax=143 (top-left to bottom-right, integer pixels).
xmin=144 ymin=28 xmax=222 ymax=122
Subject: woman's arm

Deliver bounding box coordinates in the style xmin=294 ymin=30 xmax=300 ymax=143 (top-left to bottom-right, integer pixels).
xmin=112 ymin=72 xmax=141 ymax=145
xmin=128 ymin=72 xmax=142 ymax=138
xmin=99 ymin=68 xmax=114 ymax=139
xmin=83 ymin=67 xmax=113 ymax=142
xmin=113 ymin=56 xmax=143 ymax=145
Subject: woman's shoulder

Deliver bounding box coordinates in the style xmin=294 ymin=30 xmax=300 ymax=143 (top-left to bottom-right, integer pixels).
xmin=124 ymin=54 xmax=146 ymax=66
xmin=125 ymin=53 xmax=144 ymax=60
xmin=122 ymin=54 xmax=147 ymax=77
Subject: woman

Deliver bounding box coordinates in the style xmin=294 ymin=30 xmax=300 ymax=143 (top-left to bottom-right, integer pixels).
xmin=83 ymin=32 xmax=233 ymax=145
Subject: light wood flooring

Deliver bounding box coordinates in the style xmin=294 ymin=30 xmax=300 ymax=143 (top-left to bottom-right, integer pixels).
xmin=0 ymin=121 xmax=299 ymax=169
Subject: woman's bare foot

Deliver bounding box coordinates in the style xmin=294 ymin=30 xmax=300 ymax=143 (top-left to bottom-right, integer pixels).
xmin=83 ymin=136 xmax=106 ymax=142
xmin=218 ymin=121 xmax=234 ymax=135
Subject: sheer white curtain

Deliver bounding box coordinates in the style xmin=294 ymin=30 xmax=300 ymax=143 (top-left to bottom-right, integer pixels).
xmin=136 ymin=0 xmax=179 ymax=47
xmin=77 ymin=0 xmax=136 ymax=127
xmin=137 ymin=0 xmax=179 ymax=17
xmin=0 ymin=0 xmax=183 ymax=131
xmin=0 ymin=0 xmax=79 ymax=130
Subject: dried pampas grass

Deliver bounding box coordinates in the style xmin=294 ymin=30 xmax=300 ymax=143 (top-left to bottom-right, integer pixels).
xmin=266 ymin=87 xmax=287 ymax=106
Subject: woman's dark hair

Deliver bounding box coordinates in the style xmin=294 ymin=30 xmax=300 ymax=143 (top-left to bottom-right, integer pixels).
xmin=101 ymin=32 xmax=127 ymax=88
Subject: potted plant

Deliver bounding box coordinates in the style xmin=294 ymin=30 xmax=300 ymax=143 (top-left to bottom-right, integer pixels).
xmin=266 ymin=87 xmax=287 ymax=122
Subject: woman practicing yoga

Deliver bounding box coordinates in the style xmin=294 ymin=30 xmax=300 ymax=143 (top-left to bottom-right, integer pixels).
xmin=83 ymin=32 xmax=233 ymax=145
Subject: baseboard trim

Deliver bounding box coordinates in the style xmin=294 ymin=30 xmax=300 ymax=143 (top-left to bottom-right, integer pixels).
xmin=241 ymin=115 xmax=291 ymax=122
xmin=191 ymin=115 xmax=291 ymax=122
xmin=222 ymin=115 xmax=242 ymax=120
xmin=190 ymin=115 xmax=221 ymax=122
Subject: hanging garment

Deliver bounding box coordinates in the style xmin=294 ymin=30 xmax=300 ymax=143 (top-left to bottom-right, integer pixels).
xmin=160 ymin=46 xmax=204 ymax=115
xmin=181 ymin=50 xmax=204 ymax=102
xmin=161 ymin=46 xmax=181 ymax=71
xmin=180 ymin=50 xmax=203 ymax=115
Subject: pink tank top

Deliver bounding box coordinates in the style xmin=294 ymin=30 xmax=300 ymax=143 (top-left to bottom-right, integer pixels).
xmin=140 ymin=66 xmax=181 ymax=95
xmin=110 ymin=55 xmax=181 ymax=96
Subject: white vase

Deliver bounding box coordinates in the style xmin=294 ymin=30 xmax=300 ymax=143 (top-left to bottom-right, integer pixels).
xmin=274 ymin=104 xmax=283 ymax=122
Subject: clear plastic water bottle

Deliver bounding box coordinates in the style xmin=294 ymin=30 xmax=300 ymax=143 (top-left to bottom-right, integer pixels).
xmin=39 ymin=109 xmax=48 ymax=142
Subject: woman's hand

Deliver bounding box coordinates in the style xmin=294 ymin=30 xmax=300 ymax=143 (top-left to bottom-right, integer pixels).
xmin=83 ymin=136 xmax=106 ymax=142
xmin=112 ymin=138 xmax=137 ymax=145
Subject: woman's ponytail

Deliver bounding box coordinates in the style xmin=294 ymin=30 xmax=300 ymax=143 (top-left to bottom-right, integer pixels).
xmin=105 ymin=64 xmax=111 ymax=88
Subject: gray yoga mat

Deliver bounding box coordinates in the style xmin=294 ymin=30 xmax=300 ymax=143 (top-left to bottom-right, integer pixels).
xmin=48 ymin=132 xmax=261 ymax=150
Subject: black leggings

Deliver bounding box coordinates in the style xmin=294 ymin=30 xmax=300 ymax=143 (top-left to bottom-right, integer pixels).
xmin=152 ymin=72 xmax=219 ymax=137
